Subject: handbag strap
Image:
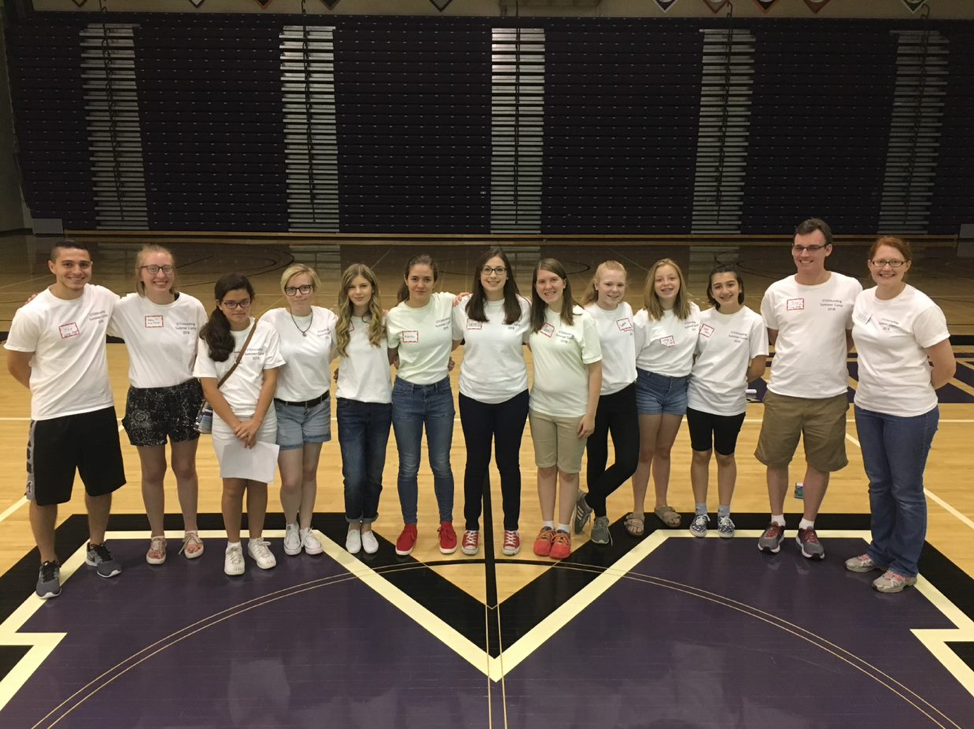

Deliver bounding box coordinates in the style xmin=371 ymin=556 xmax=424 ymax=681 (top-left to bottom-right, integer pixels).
xmin=216 ymin=318 xmax=260 ymax=389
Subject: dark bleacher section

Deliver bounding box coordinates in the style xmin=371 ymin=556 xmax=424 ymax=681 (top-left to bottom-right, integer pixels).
xmin=6 ymin=22 xmax=95 ymax=229
xmin=333 ymin=18 xmax=490 ymax=233
xmin=930 ymin=26 xmax=974 ymax=235
xmin=541 ymin=21 xmax=701 ymax=234
xmin=742 ymin=24 xmax=896 ymax=234
xmin=137 ymin=24 xmax=288 ymax=232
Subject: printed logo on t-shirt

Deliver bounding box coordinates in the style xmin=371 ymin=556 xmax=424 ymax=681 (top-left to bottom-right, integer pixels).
xmin=402 ymin=330 xmax=419 ymax=344
xmin=540 ymin=323 xmax=555 ymax=338
xmin=88 ymin=310 xmax=108 ymax=324
xmin=616 ymin=317 xmax=633 ymax=332
xmin=820 ymin=298 xmax=845 ymax=313
xmin=786 ymin=298 xmax=805 ymax=312
xmin=466 ymin=320 xmax=483 ymax=331
xmin=435 ymin=317 xmax=451 ymax=330
xmin=145 ymin=314 xmax=164 ymax=328
xmin=59 ymin=322 xmax=80 ymax=339
xmin=700 ymin=324 xmax=715 ymax=339
xmin=659 ymin=335 xmax=676 ymax=348
xmin=556 ymin=330 xmax=575 ymax=343
xmin=878 ymin=317 xmax=900 ymax=333
xmin=174 ymin=321 xmax=198 ymax=334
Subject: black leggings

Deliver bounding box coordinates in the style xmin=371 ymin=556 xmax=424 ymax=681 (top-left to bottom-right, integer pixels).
xmin=459 ymin=390 xmax=529 ymax=531
xmin=585 ymin=383 xmax=639 ymax=517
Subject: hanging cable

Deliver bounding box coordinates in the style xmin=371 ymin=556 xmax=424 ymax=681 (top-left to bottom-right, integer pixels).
xmin=301 ymin=0 xmax=318 ymax=225
xmin=903 ymin=0 xmax=931 ymax=226
xmin=99 ymin=0 xmax=125 ymax=222
xmin=713 ymin=0 xmax=734 ymax=229
xmin=513 ymin=0 xmax=521 ymax=229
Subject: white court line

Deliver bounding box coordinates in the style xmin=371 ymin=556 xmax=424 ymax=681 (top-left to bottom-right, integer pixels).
xmin=0 ymin=498 xmax=27 ymax=524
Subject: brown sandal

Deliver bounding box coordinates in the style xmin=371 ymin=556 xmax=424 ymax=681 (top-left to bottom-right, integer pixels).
xmin=624 ymin=512 xmax=645 ymax=537
xmin=654 ymin=505 xmax=682 ymax=528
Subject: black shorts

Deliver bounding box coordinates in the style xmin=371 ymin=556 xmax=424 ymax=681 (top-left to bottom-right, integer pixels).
xmin=122 ymin=378 xmax=203 ymax=447
xmin=686 ymin=407 xmax=747 ymax=456
xmin=27 ymin=406 xmax=126 ymax=506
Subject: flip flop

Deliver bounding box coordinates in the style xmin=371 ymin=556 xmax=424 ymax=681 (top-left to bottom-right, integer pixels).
xmin=654 ymin=505 xmax=681 ymax=528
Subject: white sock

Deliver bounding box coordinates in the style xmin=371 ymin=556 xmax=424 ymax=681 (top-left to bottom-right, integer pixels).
xmin=771 ymin=514 xmax=786 ymax=527
xmin=557 ymin=523 xmax=571 ymax=534
xmin=799 ymin=518 xmax=815 ymax=530
xmin=226 ymin=541 xmax=240 ymax=548
xmin=542 ymin=521 xmax=555 ymax=531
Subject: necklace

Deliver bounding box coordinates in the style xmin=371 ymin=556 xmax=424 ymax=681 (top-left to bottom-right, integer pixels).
xmin=290 ymin=309 xmax=313 ymax=337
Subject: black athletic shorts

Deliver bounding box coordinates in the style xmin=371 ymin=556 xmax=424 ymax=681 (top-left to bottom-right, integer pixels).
xmin=686 ymin=407 xmax=747 ymax=456
xmin=122 ymin=378 xmax=203 ymax=447
xmin=27 ymin=406 xmax=126 ymax=506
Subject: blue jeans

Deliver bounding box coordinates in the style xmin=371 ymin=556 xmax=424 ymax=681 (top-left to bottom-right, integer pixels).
xmin=855 ymin=404 xmax=939 ymax=579
xmin=392 ymin=377 xmax=455 ymax=524
xmin=337 ymin=398 xmax=392 ymax=524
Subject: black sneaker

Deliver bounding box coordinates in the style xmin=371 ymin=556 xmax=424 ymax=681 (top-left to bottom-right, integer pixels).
xmin=36 ymin=560 xmax=61 ymax=599
xmin=573 ymin=491 xmax=594 ymax=534
xmin=86 ymin=543 xmax=122 ymax=579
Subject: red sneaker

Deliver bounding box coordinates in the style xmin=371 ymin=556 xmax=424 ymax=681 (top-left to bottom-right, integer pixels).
xmin=502 ymin=530 xmax=521 ymax=556
xmin=461 ymin=530 xmax=480 ymax=556
xmin=533 ymin=527 xmax=554 ymax=557
xmin=395 ymin=524 xmax=418 ymax=556
xmin=549 ymin=531 xmax=572 ymax=560
xmin=439 ymin=522 xmax=458 ymax=555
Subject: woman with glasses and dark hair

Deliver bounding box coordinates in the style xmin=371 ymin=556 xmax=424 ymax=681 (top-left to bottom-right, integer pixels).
xmin=262 ymin=265 xmax=338 ymax=558
xmin=528 ymin=258 xmax=602 ymax=560
xmin=845 ymin=236 xmax=955 ymax=593
xmin=386 ymin=254 xmax=460 ymax=557
xmin=452 ymin=248 xmax=532 ymax=556
xmin=109 ymin=245 xmax=208 ymax=565
xmin=194 ymin=273 xmax=285 ymax=576
xmin=686 ymin=264 xmax=768 ymax=539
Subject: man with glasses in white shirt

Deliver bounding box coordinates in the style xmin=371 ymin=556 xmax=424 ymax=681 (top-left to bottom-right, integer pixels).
xmin=755 ymin=218 xmax=862 ymax=560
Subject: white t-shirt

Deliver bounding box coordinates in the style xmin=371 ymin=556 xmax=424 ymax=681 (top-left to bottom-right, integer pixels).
xmin=528 ymin=306 xmax=603 ymax=418
xmin=193 ymin=319 xmax=286 ymax=415
xmin=108 ymin=292 xmax=208 ymax=388
xmin=453 ymin=295 xmax=531 ymax=404
xmin=633 ymin=303 xmax=702 ymax=376
xmin=337 ymin=315 xmax=393 ymax=404
xmin=761 ymin=272 xmax=862 ymax=398
xmin=852 ymin=285 xmax=950 ymax=417
xmin=262 ymin=306 xmax=337 ymax=402
xmin=5 ymin=284 xmax=117 ymax=421
xmin=688 ymin=306 xmax=769 ymax=416
xmin=386 ymin=292 xmax=455 ymax=385
xmin=585 ymin=302 xmax=637 ymax=396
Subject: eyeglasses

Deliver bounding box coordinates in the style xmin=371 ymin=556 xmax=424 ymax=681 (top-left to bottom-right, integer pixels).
xmin=792 ymin=244 xmax=829 ymax=254
xmin=284 ymin=284 xmax=314 ymax=296
xmin=221 ymin=299 xmax=252 ymax=310
xmin=870 ymin=259 xmax=906 ymax=269
xmin=481 ymin=266 xmax=507 ymax=276
xmin=141 ymin=264 xmax=174 ymax=275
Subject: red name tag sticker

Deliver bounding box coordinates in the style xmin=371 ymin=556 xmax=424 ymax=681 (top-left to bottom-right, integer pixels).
xmin=616 ymin=317 xmax=633 ymax=332
xmin=786 ymin=298 xmax=805 ymax=311
xmin=700 ymin=324 xmax=715 ymax=339
xmin=541 ymin=323 xmax=555 ymax=338
xmin=659 ymin=335 xmax=676 ymax=348
xmin=466 ymin=320 xmax=483 ymax=331
xmin=59 ymin=322 xmax=80 ymax=339
xmin=402 ymin=330 xmax=419 ymax=344
xmin=145 ymin=314 xmax=164 ymax=328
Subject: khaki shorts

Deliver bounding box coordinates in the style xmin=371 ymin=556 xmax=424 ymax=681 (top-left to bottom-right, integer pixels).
xmin=529 ymin=410 xmax=588 ymax=474
xmin=755 ymin=391 xmax=849 ymax=472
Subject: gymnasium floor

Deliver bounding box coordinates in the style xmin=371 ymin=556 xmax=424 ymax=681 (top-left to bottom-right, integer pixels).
xmin=1 ymin=232 xmax=974 ymax=728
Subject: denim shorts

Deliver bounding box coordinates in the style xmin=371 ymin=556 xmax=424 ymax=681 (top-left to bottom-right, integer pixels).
xmin=275 ymin=394 xmax=332 ymax=450
xmin=635 ymin=369 xmax=689 ymax=416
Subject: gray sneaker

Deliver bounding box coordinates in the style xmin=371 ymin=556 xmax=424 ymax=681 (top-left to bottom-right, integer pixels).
xmin=591 ymin=516 xmax=612 ymax=545
xmin=796 ymin=528 xmax=825 ymax=560
xmin=689 ymin=513 xmax=709 ymax=538
xmin=757 ymin=522 xmax=786 ymax=554
xmin=873 ymin=570 xmax=917 ymax=594
xmin=845 ymin=553 xmax=883 ymax=573
xmin=717 ymin=515 xmax=735 ymax=539
xmin=86 ymin=543 xmax=122 ymax=579
xmin=36 ymin=561 xmax=61 ymax=599
xmin=573 ymin=491 xmax=594 ymax=534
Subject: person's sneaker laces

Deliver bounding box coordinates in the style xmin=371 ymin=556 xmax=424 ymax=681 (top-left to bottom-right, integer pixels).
xmin=247 ymin=538 xmax=277 ymax=570
xmin=439 ymin=522 xmax=458 ymax=554
xmin=717 ymin=515 xmax=735 ymax=539
xmin=591 ymin=516 xmax=612 ymax=545
xmin=796 ymin=527 xmax=825 ymax=560
xmin=845 ymin=553 xmax=882 ymax=573
xmin=873 ymin=569 xmax=917 ymax=594
xmin=533 ymin=527 xmax=554 ymax=557
xmin=502 ymin=530 xmax=520 ymax=556
xmin=180 ymin=531 xmax=204 ymax=559
xmin=283 ymin=523 xmax=302 ymax=556
xmin=396 ymin=524 xmax=418 ymax=556
xmin=224 ymin=543 xmax=245 ymax=576
xmin=146 ymin=536 xmax=167 ymax=565
xmin=689 ymin=513 xmax=709 ymax=538
xmin=301 ymin=528 xmax=323 ymax=555
xmin=86 ymin=543 xmax=122 ymax=579
xmin=461 ymin=530 xmax=480 ymax=556
xmin=549 ymin=530 xmax=572 ymax=560
xmin=573 ymin=491 xmax=593 ymax=534
xmin=757 ymin=522 xmax=786 ymax=554
xmin=36 ymin=560 xmax=61 ymax=599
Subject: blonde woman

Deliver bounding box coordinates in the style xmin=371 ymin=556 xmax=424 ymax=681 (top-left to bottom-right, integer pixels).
xmin=262 ymin=265 xmax=338 ymax=557
xmin=334 ymin=264 xmax=393 ymax=555
xmin=109 ymin=245 xmax=208 ymax=564
xmin=573 ymin=261 xmax=638 ymax=546
xmin=630 ymin=259 xmax=700 ymax=535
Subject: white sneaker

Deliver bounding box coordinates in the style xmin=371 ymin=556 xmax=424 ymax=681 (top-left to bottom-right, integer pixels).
xmin=361 ymin=530 xmax=379 ymax=555
xmin=346 ymin=528 xmax=362 ymax=555
xmin=247 ymin=538 xmax=277 ymax=570
xmin=283 ymin=523 xmax=302 ymax=556
xmin=224 ymin=542 xmax=245 ymax=576
xmin=301 ymin=528 xmax=323 ymax=555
